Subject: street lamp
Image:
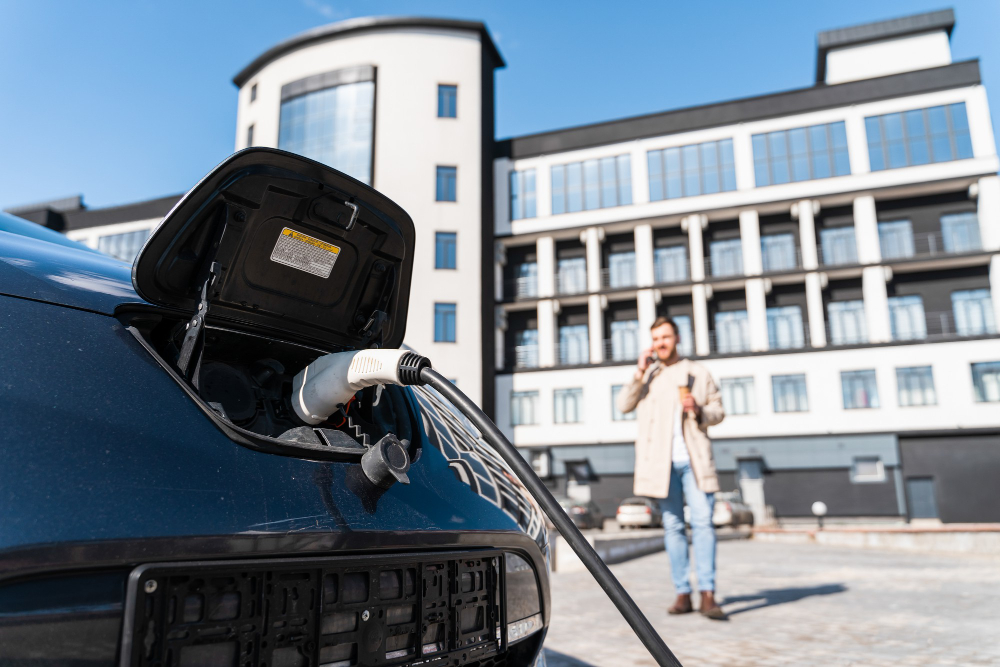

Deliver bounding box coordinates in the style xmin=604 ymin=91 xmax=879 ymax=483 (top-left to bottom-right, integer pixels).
xmin=811 ymin=501 xmax=828 ymax=530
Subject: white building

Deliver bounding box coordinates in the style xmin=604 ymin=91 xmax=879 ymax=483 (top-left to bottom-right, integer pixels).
xmin=492 ymin=9 xmax=1000 ymax=523
xmin=10 ymin=10 xmax=1000 ymax=522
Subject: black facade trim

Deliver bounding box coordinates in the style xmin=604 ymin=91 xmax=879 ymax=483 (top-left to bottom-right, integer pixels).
xmin=480 ymin=42 xmax=500 ymax=419
xmin=280 ymin=64 xmax=375 ymax=102
xmin=234 ymin=16 xmax=505 ymax=87
xmin=497 ymin=60 xmax=979 ymax=160
xmin=58 ymin=195 xmax=182 ymax=232
xmin=816 ymin=9 xmax=955 ymax=82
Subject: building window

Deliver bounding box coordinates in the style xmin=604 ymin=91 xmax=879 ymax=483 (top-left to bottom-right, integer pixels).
xmin=510 ymin=169 xmax=536 ymax=221
xmin=556 ymin=257 xmax=587 ymax=294
xmin=766 ymin=306 xmax=805 ymax=349
xmin=654 ymin=245 xmax=688 ymax=283
xmin=607 ymin=251 xmax=636 ymax=288
xmin=720 ymin=377 xmax=755 ymax=415
xmin=435 ymin=232 xmax=457 ymax=269
xmin=558 ymin=324 xmax=589 ymax=365
xmin=940 ymin=212 xmax=982 ymax=253
xmin=551 ymin=155 xmax=632 ymax=214
xmin=514 ymin=329 xmax=539 ymax=368
xmin=510 ymin=391 xmax=539 ymax=426
xmin=897 ymin=366 xmax=936 ymax=407
xmin=866 ymin=103 xmax=973 ymax=171
xmin=436 ymin=166 xmax=457 ymax=202
xmin=647 ymin=139 xmax=736 ymax=201
xmin=434 ymin=303 xmax=456 ymax=342
xmin=850 ymin=456 xmax=886 ymax=483
xmin=842 ymin=370 xmax=879 ymax=409
xmin=437 ymin=84 xmax=457 ymax=118
xmin=529 ymin=449 xmax=550 ymax=477
xmin=709 ymin=238 xmax=743 ymax=277
xmin=246 ymin=124 xmax=254 ymax=148
xmin=96 ymin=229 xmax=151 ymax=263
xmin=972 ymin=361 xmax=1000 ymax=402
xmin=611 ymin=385 xmax=637 ymax=421
xmin=250 ymin=83 xmax=257 ymax=102
xmin=278 ymin=79 xmax=375 ymax=184
xmin=772 ymin=374 xmax=808 ymax=413
xmin=514 ymin=262 xmax=538 ymax=299
xmin=554 ymin=388 xmax=584 ymax=424
xmin=820 ymin=227 xmax=858 ymax=265
xmin=609 ymin=320 xmax=639 ymax=361
xmin=888 ymin=295 xmax=926 ymax=341
xmin=761 ymin=234 xmax=797 ymax=272
xmin=878 ymin=220 xmax=915 ymax=260
xmin=673 ymin=315 xmax=694 ymax=358
xmin=952 ymin=289 xmax=996 ymax=336
xmin=714 ymin=310 xmax=750 ymax=353
xmin=752 ymin=121 xmax=850 ymax=186
xmin=828 ymin=300 xmax=867 ymax=345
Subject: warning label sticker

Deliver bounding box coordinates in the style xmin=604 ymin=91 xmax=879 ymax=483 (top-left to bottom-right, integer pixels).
xmin=270 ymin=227 xmax=341 ymax=278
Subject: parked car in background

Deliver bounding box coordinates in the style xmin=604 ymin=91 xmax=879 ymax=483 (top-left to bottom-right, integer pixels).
xmin=684 ymin=490 xmax=755 ymax=528
xmin=616 ymin=497 xmax=663 ymax=529
xmin=557 ymin=497 xmax=604 ymax=530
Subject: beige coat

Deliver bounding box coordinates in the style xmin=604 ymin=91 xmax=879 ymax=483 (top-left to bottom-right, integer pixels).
xmin=617 ymin=358 xmax=725 ymax=498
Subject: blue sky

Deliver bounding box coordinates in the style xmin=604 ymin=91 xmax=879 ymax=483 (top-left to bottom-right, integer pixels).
xmin=1 ymin=0 xmax=997 ymax=210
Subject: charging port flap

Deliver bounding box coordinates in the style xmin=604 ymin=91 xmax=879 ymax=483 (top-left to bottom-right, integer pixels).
xmin=132 ymin=148 xmax=415 ymax=351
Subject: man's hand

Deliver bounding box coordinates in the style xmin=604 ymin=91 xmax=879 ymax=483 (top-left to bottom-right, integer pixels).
xmin=635 ymin=347 xmax=655 ymax=380
xmin=682 ymin=393 xmax=701 ymax=417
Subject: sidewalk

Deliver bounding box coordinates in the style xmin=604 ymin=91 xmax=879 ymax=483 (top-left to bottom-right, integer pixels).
xmin=753 ymin=522 xmax=1000 ymax=555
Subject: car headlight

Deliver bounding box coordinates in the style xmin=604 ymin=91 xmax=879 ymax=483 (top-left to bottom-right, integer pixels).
xmin=505 ymin=553 xmax=543 ymax=645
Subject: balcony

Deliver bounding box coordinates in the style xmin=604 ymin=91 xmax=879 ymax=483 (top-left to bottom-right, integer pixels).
xmin=513 ymin=345 xmax=539 ymax=369
xmin=556 ymin=268 xmax=588 ymax=295
xmin=555 ymin=342 xmax=590 ymax=366
xmin=653 ymin=252 xmax=688 ymax=284
xmin=604 ymin=337 xmax=640 ymax=362
xmin=601 ymin=267 xmax=637 ymax=289
xmin=881 ymin=230 xmax=983 ymax=261
xmin=505 ymin=275 xmax=539 ymax=300
xmin=709 ymin=330 xmax=751 ymax=355
xmin=705 ymin=255 xmax=744 ymax=279
xmin=761 ymin=246 xmax=802 ymax=273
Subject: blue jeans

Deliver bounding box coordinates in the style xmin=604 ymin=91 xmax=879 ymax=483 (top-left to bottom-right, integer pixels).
xmin=657 ymin=461 xmax=716 ymax=594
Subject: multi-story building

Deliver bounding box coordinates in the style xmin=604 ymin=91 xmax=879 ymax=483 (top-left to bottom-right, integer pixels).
xmin=8 ymin=10 xmax=999 ymax=522
xmin=493 ymin=9 xmax=1000 ymax=524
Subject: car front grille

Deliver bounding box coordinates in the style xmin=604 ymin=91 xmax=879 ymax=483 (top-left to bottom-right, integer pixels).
xmin=120 ymin=551 xmax=504 ymax=667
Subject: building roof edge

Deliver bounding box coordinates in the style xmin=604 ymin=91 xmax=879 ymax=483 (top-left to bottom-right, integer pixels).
xmin=233 ymin=16 xmax=505 ymax=87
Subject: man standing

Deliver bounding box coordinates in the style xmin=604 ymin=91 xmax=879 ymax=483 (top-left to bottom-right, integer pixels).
xmin=617 ymin=316 xmax=727 ymax=620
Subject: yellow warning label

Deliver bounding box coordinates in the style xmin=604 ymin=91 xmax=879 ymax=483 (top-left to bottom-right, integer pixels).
xmin=270 ymin=227 xmax=341 ymax=278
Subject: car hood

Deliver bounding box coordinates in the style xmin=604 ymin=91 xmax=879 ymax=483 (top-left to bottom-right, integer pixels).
xmin=0 ymin=228 xmax=144 ymax=314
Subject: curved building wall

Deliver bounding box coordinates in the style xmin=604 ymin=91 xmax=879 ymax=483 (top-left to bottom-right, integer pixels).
xmin=234 ymin=25 xmax=493 ymax=402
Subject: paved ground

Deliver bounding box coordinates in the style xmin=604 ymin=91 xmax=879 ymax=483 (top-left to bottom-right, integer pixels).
xmin=541 ymin=539 xmax=1000 ymax=666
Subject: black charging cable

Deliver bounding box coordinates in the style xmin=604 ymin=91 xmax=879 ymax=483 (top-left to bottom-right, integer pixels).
xmin=417 ymin=366 xmax=682 ymax=667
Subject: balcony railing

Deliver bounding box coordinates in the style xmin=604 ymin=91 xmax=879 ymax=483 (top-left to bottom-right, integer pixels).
xmin=601 ymin=267 xmax=637 ymax=289
xmin=881 ymin=230 xmax=983 ymax=262
xmin=556 ymin=270 xmax=588 ymax=295
xmin=705 ymin=255 xmax=744 ymax=279
xmin=818 ymin=243 xmax=859 ymax=267
xmin=653 ymin=258 xmax=689 ymax=284
xmin=708 ymin=330 xmax=751 ymax=355
xmin=604 ymin=338 xmax=639 ymax=362
xmin=554 ymin=342 xmax=590 ymax=366
xmin=504 ymin=276 xmax=539 ymax=300
xmin=827 ymin=323 xmax=868 ymax=346
xmin=514 ymin=345 xmax=539 ymax=369
xmin=761 ymin=246 xmax=802 ymax=274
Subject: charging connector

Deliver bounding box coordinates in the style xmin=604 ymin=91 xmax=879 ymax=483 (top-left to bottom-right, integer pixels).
xmin=291 ymin=349 xmax=430 ymax=424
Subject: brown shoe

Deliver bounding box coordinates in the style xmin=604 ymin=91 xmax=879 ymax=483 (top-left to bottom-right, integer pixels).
xmin=667 ymin=593 xmax=693 ymax=615
xmin=699 ymin=591 xmax=728 ymax=620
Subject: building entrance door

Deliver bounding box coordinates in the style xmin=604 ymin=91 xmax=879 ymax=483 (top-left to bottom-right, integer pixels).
xmin=905 ymin=477 xmax=939 ymax=520
xmin=737 ymin=458 xmax=767 ymax=525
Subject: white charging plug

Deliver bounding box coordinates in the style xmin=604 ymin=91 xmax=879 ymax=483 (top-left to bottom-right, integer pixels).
xmin=291 ymin=349 xmax=428 ymax=424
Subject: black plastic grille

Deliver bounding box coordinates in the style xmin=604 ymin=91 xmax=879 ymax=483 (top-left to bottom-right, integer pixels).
xmin=121 ymin=552 xmax=503 ymax=667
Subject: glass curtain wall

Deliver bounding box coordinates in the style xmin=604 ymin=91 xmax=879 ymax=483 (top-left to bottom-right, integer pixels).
xmin=551 ymin=155 xmax=632 ymax=214
xmin=647 ymin=139 xmax=736 ymax=200
xmin=866 ymin=103 xmax=973 ymax=171
xmin=654 ymin=246 xmax=688 ymax=283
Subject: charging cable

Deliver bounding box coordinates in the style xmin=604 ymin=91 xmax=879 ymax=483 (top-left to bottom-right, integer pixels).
xmin=293 ymin=350 xmax=682 ymax=667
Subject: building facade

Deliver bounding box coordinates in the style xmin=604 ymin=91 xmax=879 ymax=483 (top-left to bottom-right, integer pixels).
xmin=9 ymin=10 xmax=999 ymax=522
xmin=493 ymin=9 xmax=1000 ymax=523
